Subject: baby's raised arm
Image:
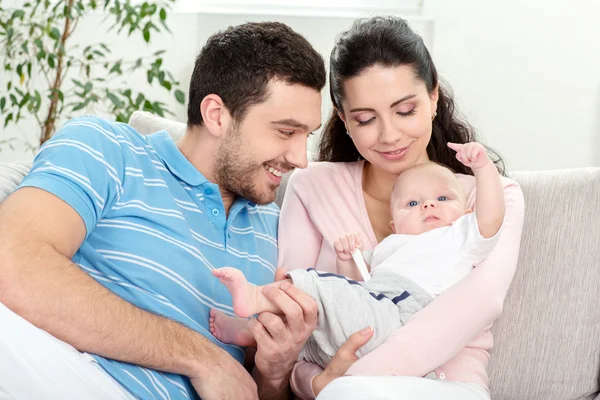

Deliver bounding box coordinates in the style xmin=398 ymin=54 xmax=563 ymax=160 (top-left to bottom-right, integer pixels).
xmin=448 ymin=142 xmax=505 ymax=238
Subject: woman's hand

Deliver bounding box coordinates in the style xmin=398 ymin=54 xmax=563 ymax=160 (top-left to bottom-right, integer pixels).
xmin=312 ymin=326 xmax=374 ymax=396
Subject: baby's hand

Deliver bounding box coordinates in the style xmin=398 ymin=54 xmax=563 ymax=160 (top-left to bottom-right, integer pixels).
xmin=334 ymin=232 xmax=363 ymax=261
xmin=447 ymin=142 xmax=491 ymax=171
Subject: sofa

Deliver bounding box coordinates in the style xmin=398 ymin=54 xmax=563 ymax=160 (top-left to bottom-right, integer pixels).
xmin=0 ymin=111 xmax=598 ymax=400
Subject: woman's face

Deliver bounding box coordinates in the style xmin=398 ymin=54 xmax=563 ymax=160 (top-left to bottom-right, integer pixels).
xmin=340 ymin=64 xmax=438 ymax=176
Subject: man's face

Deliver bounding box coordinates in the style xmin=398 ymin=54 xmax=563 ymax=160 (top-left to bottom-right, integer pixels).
xmin=215 ymin=80 xmax=322 ymax=205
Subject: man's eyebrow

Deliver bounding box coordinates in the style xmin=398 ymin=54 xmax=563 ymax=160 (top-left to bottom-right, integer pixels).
xmin=350 ymin=94 xmax=417 ymax=112
xmin=270 ymin=118 xmax=321 ymax=131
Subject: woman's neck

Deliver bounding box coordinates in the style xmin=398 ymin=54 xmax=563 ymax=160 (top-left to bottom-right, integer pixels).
xmin=362 ymin=161 xmax=398 ymax=203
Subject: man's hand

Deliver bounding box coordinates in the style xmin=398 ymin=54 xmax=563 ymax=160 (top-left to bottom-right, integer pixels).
xmin=447 ymin=142 xmax=491 ymax=171
xmin=191 ymin=346 xmax=258 ymax=400
xmin=312 ymin=326 xmax=374 ymax=396
xmin=250 ymin=268 xmax=318 ymax=398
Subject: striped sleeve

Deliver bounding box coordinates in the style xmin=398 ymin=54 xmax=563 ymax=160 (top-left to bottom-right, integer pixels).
xmin=17 ymin=117 xmax=125 ymax=236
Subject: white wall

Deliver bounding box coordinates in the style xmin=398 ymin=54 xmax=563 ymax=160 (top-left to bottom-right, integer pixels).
xmin=432 ymin=0 xmax=600 ymax=171
xmin=2 ymin=1 xmax=599 ymax=171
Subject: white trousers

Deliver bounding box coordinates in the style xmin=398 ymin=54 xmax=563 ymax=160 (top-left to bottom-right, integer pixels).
xmin=316 ymin=376 xmax=491 ymax=400
xmin=0 ymin=302 xmax=135 ymax=400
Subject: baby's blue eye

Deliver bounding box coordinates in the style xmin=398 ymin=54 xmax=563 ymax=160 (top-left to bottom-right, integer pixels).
xmin=438 ymin=196 xmax=448 ymax=201
xmin=409 ymin=200 xmax=419 ymax=207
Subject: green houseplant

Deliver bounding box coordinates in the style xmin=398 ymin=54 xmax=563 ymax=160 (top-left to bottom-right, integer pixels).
xmin=0 ymin=0 xmax=185 ymax=151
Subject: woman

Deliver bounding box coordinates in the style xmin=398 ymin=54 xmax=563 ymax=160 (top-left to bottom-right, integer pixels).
xmin=277 ymin=16 xmax=525 ymax=399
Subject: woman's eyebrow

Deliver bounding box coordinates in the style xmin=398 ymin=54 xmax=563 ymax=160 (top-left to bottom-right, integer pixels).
xmin=350 ymin=94 xmax=417 ymax=113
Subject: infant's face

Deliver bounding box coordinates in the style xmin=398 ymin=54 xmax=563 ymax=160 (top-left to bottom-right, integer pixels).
xmin=391 ymin=164 xmax=467 ymax=235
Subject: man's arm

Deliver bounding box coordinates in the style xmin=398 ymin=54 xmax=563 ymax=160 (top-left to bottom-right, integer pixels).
xmin=248 ymin=270 xmax=318 ymax=399
xmin=0 ymin=188 xmax=257 ymax=399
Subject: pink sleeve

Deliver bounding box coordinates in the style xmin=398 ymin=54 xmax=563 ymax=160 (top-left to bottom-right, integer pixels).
xmin=346 ymin=181 xmax=525 ymax=376
xmin=289 ymin=360 xmax=322 ymax=399
xmin=278 ymin=171 xmax=324 ymax=399
xmin=277 ymin=171 xmax=323 ymax=271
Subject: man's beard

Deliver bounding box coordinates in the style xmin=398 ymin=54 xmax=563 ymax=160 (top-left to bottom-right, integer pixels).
xmin=213 ymin=124 xmax=278 ymax=205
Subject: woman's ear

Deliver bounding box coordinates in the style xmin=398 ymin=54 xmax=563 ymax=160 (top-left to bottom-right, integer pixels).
xmin=200 ymin=94 xmax=229 ymax=138
xmin=430 ymin=84 xmax=440 ymax=116
xmin=390 ymin=220 xmax=396 ymax=234
xmin=337 ymin=109 xmax=350 ymax=135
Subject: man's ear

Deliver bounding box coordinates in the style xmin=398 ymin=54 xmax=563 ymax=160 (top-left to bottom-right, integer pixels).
xmin=465 ymin=208 xmax=473 ymax=214
xmin=200 ymin=94 xmax=230 ymax=138
xmin=390 ymin=220 xmax=396 ymax=234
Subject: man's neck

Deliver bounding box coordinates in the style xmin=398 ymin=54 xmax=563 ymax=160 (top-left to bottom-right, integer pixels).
xmin=177 ymin=126 xmax=236 ymax=214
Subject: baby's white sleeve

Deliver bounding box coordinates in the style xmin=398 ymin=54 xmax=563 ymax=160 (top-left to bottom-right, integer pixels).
xmin=451 ymin=213 xmax=504 ymax=265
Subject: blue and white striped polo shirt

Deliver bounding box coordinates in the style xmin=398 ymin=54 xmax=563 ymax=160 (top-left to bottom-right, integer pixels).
xmin=18 ymin=116 xmax=279 ymax=399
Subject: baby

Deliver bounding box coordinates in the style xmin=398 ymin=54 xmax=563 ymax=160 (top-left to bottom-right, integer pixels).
xmin=209 ymin=142 xmax=505 ymax=369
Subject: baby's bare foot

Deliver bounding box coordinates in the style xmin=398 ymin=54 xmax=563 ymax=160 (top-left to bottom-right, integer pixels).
xmin=212 ymin=267 xmax=255 ymax=318
xmin=209 ymin=309 xmax=256 ymax=347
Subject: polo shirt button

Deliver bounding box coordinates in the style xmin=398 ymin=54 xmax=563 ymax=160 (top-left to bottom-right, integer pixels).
xmin=439 ymin=373 xmax=446 ymax=380
xmin=204 ymin=187 xmax=213 ymax=195
xmin=212 ymin=209 xmax=219 ymax=216
xmin=227 ymin=233 xmax=231 ymax=239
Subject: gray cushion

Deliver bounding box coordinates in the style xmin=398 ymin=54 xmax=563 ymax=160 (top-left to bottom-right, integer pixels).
xmin=128 ymin=110 xmax=185 ymax=140
xmin=0 ymin=161 xmax=31 ymax=203
xmin=488 ymin=168 xmax=600 ymax=400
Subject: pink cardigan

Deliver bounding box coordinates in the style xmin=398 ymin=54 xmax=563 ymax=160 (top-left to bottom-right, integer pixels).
xmin=277 ymin=161 xmax=525 ymax=399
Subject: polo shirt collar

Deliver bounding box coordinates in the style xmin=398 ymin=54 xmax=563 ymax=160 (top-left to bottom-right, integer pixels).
xmin=146 ymin=131 xmax=207 ymax=187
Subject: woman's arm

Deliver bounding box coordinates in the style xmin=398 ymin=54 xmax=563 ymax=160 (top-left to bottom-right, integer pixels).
xmin=278 ymin=171 xmax=323 ymax=271
xmin=346 ymin=181 xmax=525 ymax=376
xmin=277 ymin=171 xmax=326 ymax=398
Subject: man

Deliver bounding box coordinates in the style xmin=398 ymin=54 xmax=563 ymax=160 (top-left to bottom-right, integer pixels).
xmin=0 ymin=22 xmax=324 ymax=399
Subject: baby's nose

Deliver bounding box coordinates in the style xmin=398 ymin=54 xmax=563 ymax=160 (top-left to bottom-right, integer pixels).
xmin=422 ymin=200 xmax=437 ymax=209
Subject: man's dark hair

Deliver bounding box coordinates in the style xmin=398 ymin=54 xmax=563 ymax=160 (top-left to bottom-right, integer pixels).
xmin=187 ymin=22 xmax=326 ymax=126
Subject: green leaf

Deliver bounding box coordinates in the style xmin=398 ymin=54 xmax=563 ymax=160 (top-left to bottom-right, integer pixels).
xmin=16 ymin=64 xmax=23 ymax=77
xmin=10 ymin=94 xmax=18 ymax=105
xmin=48 ymin=55 xmax=56 ymax=68
xmin=72 ymin=103 xmax=86 ymax=112
xmin=50 ymin=88 xmax=64 ymax=102
xmin=27 ymin=62 xmax=32 ymax=77
xmin=21 ymin=41 xmax=29 ymax=53
xmin=174 ymin=90 xmax=185 ymax=104
xmin=84 ymin=82 xmax=93 ymax=93
xmin=34 ymin=38 xmax=43 ymax=50
xmin=49 ymin=27 xmax=61 ymax=40
xmin=12 ymin=10 xmax=25 ymax=19
xmin=159 ymin=8 xmax=166 ymax=21
xmin=4 ymin=113 xmax=13 ymax=128
xmin=159 ymin=18 xmax=171 ymax=34
xmin=143 ymin=29 xmax=150 ymax=43
xmin=153 ymin=50 xmax=166 ymax=56
xmin=36 ymin=50 xmax=46 ymax=60
xmin=72 ymin=79 xmax=85 ymax=88
xmin=19 ymin=93 xmax=31 ymax=108
xmin=135 ymin=93 xmax=145 ymax=107
xmin=106 ymin=91 xmax=123 ymax=108
xmin=109 ymin=62 xmax=122 ymax=74
xmin=161 ymin=81 xmax=171 ymax=91
xmin=0 ymin=97 xmax=5 ymax=112
xmin=146 ymin=70 xmax=154 ymax=84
